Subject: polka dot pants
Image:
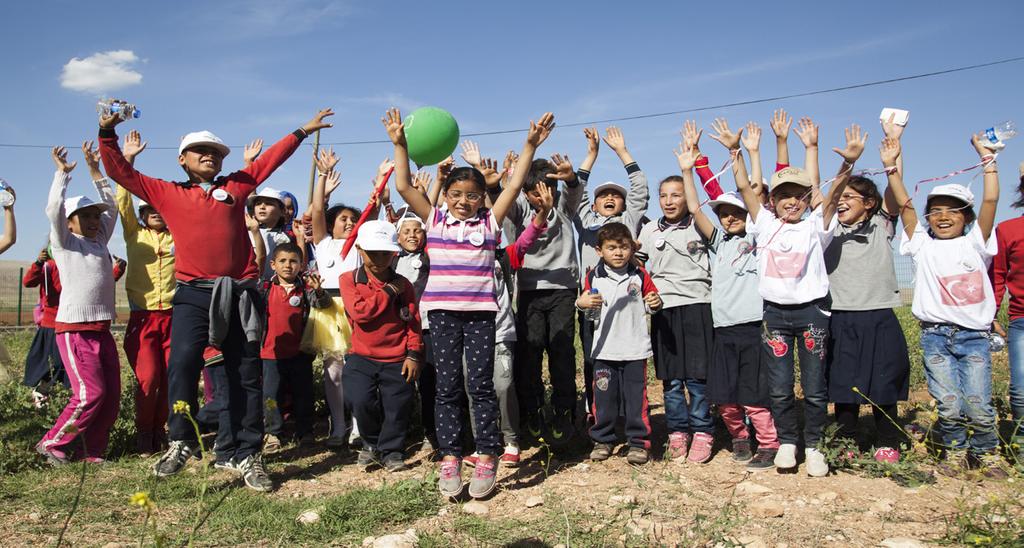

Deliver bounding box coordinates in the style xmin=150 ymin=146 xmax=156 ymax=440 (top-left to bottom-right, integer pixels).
xmin=428 ymin=310 xmax=500 ymax=457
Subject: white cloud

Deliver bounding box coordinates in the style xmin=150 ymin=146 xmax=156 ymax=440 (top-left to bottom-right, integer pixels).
xmin=60 ymin=50 xmax=143 ymax=94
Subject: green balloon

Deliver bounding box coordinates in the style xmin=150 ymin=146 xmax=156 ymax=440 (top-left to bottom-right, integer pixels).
xmin=403 ymin=107 xmax=460 ymax=166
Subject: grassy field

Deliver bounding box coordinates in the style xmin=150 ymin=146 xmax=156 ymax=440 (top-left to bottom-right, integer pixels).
xmin=0 ymin=309 xmax=1021 ymax=546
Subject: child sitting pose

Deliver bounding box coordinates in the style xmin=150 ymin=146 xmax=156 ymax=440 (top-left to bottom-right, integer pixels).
xmin=388 ymin=107 xmax=555 ymax=500
xmin=37 ymin=144 xmax=120 ymax=464
xmin=735 ymin=117 xmax=864 ymax=477
xmin=891 ymin=132 xmax=1006 ymax=479
xmin=677 ymin=124 xmax=780 ymax=471
xmin=260 ymin=243 xmax=330 ymax=450
xmin=340 ymin=220 xmax=423 ymax=472
xmin=579 ymin=222 xmax=663 ymax=464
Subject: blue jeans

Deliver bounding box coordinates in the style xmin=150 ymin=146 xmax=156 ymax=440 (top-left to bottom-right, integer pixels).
xmin=1007 ymin=319 xmax=1024 ymax=435
xmin=663 ymin=378 xmax=713 ymax=434
xmin=920 ymin=324 xmax=998 ymax=454
xmin=763 ymin=301 xmax=830 ymax=447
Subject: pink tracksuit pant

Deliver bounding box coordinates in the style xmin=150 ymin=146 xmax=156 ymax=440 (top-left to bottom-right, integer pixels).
xmin=719 ymin=404 xmax=780 ymax=449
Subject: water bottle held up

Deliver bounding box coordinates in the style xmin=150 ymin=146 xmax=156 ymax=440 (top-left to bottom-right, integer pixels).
xmin=0 ymin=179 xmax=13 ymax=208
xmin=585 ymin=288 xmax=601 ymax=323
xmin=981 ymin=120 xmax=1015 ymax=150
xmin=97 ymin=98 xmax=141 ymax=121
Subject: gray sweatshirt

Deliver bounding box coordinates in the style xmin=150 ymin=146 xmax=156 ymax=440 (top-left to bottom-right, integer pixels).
xmin=506 ymin=178 xmax=584 ymax=291
xmin=574 ymin=163 xmax=650 ymax=282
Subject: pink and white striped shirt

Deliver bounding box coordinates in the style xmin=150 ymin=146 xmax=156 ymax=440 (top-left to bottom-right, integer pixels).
xmin=421 ymin=207 xmax=500 ymax=313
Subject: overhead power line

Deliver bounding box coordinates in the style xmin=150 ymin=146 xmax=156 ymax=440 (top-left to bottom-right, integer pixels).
xmin=1 ymin=55 xmax=1022 ymax=150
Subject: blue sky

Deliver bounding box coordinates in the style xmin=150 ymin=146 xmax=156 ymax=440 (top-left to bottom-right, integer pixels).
xmin=1 ymin=0 xmax=1023 ymax=261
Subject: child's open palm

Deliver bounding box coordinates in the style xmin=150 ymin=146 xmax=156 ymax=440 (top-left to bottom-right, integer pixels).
xmin=794 ymin=117 xmax=819 ymax=148
xmin=602 ymin=126 xmax=627 ymax=152
xmin=709 ymin=118 xmax=742 ymax=150
xmin=879 ymin=136 xmax=901 ymax=167
xmin=460 ymin=140 xmax=482 ymax=168
xmin=673 ymin=141 xmax=700 ymax=171
xmin=833 ymin=124 xmax=867 ymax=164
xmin=51 ymin=147 xmax=76 ymax=173
xmin=527 ymin=113 xmax=556 ymax=147
xmin=381 ymin=108 xmax=406 ymax=146
xmin=535 ymin=179 xmax=555 ymax=215
xmin=81 ymin=141 xmax=102 ymax=171
xmin=770 ymin=109 xmax=792 ymax=138
xmin=546 ymin=153 xmax=575 ymax=181
xmin=742 ymin=122 xmax=762 ymax=152
xmin=583 ymin=127 xmax=600 ymax=155
xmin=316 ymin=147 xmax=339 ymax=174
xmin=123 ymin=130 xmax=148 ymax=161
xmin=243 ymin=139 xmax=264 ymax=166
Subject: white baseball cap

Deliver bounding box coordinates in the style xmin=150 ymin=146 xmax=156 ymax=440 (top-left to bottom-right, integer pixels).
xmin=707 ymin=192 xmax=748 ymax=212
xmin=927 ymin=184 xmax=974 ymax=208
xmin=64 ymin=195 xmax=110 ymax=218
xmin=592 ymin=181 xmax=626 ymax=198
xmin=356 ymin=220 xmax=401 ymax=252
xmin=254 ymin=187 xmax=286 ymax=208
xmin=178 ymin=130 xmax=230 ymax=157
xmin=395 ymin=209 xmax=426 ymax=229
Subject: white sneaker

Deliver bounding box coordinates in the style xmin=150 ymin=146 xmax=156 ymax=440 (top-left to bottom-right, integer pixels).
xmin=805 ymin=448 xmax=829 ymax=477
xmin=774 ymin=443 xmax=797 ymax=469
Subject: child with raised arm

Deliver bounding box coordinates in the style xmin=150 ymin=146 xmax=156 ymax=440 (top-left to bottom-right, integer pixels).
xmin=0 ymin=182 xmax=15 ymax=255
xmin=823 ymin=116 xmax=911 ymax=463
xmin=636 ymin=152 xmax=714 ymax=465
xmin=579 ymin=222 xmax=662 ymax=464
xmin=259 ymin=243 xmax=330 ymax=450
xmin=892 ymin=133 xmax=1006 ymax=479
xmin=500 ymin=136 xmax=586 ymax=446
xmin=683 ymin=130 xmax=780 ymax=470
xmin=98 ymin=104 xmax=334 ymax=492
xmin=387 ymin=107 xmax=555 ymax=500
xmin=734 ymin=117 xmax=864 ymax=477
xmin=37 ymin=144 xmax=120 ymax=465
xmin=116 ymin=130 xmax=177 ymax=456
xmin=249 ymin=187 xmax=296 ymax=280
xmin=23 ymin=247 xmax=68 ymax=407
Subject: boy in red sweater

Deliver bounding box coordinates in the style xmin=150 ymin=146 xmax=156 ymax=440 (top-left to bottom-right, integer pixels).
xmin=98 ymin=105 xmax=334 ymax=492
xmin=339 ymin=220 xmax=423 ymax=472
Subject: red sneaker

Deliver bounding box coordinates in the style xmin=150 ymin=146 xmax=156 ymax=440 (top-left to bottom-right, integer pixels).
xmin=500 ymin=444 xmax=520 ymax=467
xmin=873 ymin=447 xmax=900 ymax=464
xmin=463 ymin=452 xmax=480 ymax=468
xmin=687 ymin=432 xmax=714 ymax=464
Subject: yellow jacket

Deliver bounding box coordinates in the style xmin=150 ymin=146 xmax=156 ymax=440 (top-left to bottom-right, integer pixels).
xmin=116 ymin=184 xmax=176 ymax=310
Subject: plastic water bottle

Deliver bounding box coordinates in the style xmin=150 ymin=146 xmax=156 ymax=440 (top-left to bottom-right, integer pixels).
xmin=584 ymin=288 xmax=601 ymax=324
xmin=981 ymin=120 xmax=1016 ymax=150
xmin=990 ymin=333 xmax=1006 ymax=353
xmin=97 ymin=98 xmax=141 ymax=121
xmin=0 ymin=179 xmax=13 ymax=208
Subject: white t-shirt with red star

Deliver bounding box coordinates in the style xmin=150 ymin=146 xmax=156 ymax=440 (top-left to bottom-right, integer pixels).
xmin=899 ymin=220 xmax=996 ymax=330
xmin=747 ymin=205 xmax=837 ymax=305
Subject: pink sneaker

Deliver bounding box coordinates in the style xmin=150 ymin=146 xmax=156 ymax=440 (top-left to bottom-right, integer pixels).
xmin=873 ymin=447 xmax=900 ymax=464
xmin=665 ymin=432 xmax=690 ymax=462
xmin=687 ymin=432 xmax=714 ymax=464
xmin=463 ymin=452 xmax=480 ymax=468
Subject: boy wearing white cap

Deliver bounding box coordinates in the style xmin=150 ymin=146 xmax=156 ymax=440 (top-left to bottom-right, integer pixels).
xmin=339 ymin=220 xmax=423 ymax=472
xmin=37 ymin=143 xmax=121 ymax=465
xmin=891 ymin=132 xmax=1006 ymax=479
xmin=98 ymin=104 xmax=334 ymax=491
xmin=249 ymin=186 xmax=297 ymax=280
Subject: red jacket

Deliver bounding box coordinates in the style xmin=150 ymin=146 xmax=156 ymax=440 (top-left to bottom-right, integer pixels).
xmin=339 ymin=267 xmax=423 ymax=363
xmin=992 ymin=216 xmax=1024 ymax=320
xmin=23 ymin=259 xmax=60 ymax=328
xmin=98 ymin=128 xmax=306 ymax=281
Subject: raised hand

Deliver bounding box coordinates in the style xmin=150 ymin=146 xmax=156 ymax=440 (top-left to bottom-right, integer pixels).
xmin=673 ymin=141 xmax=700 ymax=171
xmin=546 ymin=153 xmax=575 ymax=181
xmin=602 ymin=126 xmax=628 ymax=153
xmin=460 ymin=140 xmax=482 ymax=168
xmin=583 ymin=127 xmax=600 ymax=155
xmin=51 ymin=147 xmax=76 ymax=173
xmin=81 ymin=141 xmax=102 ymax=172
xmin=302 ymin=108 xmax=335 ymax=134
xmin=412 ymin=171 xmax=433 ymax=194
xmin=123 ymin=130 xmax=148 ymax=161
xmin=881 ymin=112 xmax=905 ymax=141
xmin=324 ymin=169 xmax=342 ymax=195
xmin=526 ymin=112 xmax=556 ymax=148
xmin=305 ymin=272 xmax=322 ymax=291
xmin=436 ymin=156 xmax=455 ymax=184
xmin=316 ymin=147 xmax=340 ymax=174
xmin=972 ymin=132 xmax=996 ymax=160
xmin=535 ymin=178 xmax=555 ymax=215
xmin=832 ymin=124 xmax=868 ymax=164
xmin=770 ymin=109 xmax=792 ymax=139
xmin=381 ymin=108 xmax=406 ymax=146
xmin=682 ymin=120 xmax=703 ymax=152
xmin=244 ymin=212 xmax=259 ymax=232
xmin=98 ymin=98 xmax=125 ymax=129
xmin=709 ymin=118 xmax=743 ymax=150
xmin=741 ymin=122 xmax=762 ymax=152
xmin=879 ymin=136 xmax=901 ymax=167
xmin=794 ymin=117 xmax=818 ymax=148
xmin=376 ymin=157 xmax=396 ymax=181
xmin=243 ymin=139 xmax=264 ymax=166
xmin=478 ymin=157 xmax=502 ymax=188
xmin=503 ymin=150 xmax=519 ymax=179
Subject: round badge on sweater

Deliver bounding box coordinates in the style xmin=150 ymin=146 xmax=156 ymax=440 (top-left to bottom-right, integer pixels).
xmin=212 ymin=188 xmax=230 ymax=202
xmin=468 ymin=232 xmax=485 ymax=247
xmin=655 ymin=237 xmax=665 ymax=250
xmin=322 ymin=258 xmax=335 ymax=268
xmin=288 ymin=295 xmax=302 ymax=307
xmin=411 ymin=257 xmax=422 ymax=269
xmin=273 ymin=232 xmax=291 ymax=245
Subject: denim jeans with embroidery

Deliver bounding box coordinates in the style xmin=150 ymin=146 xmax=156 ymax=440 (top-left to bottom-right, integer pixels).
xmin=920 ymin=323 xmax=997 ymax=454
xmin=762 ymin=301 xmax=830 ymax=447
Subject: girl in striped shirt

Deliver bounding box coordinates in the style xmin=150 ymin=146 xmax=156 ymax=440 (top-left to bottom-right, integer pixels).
xmin=385 ymin=108 xmax=555 ymax=500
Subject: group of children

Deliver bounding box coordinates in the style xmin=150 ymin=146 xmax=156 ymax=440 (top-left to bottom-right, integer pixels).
xmin=8 ymin=102 xmax=1023 ymax=500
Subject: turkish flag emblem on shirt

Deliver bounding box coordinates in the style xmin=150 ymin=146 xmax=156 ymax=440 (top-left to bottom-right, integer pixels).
xmin=938 ymin=270 xmax=985 ymax=306
xmin=764 ymin=250 xmax=807 ymax=279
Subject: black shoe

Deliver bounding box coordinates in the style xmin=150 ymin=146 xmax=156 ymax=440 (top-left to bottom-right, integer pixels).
xmin=357 ymin=449 xmax=378 ymax=470
xmin=549 ymin=408 xmax=574 ymax=447
xmin=153 ymin=441 xmax=199 ymax=477
xmin=731 ymin=439 xmax=753 ymax=463
xmin=383 ymin=452 xmax=408 ymax=473
xmin=525 ymin=413 xmax=546 ymax=442
xmin=238 ymin=453 xmax=274 ymax=492
xmin=746 ymin=448 xmax=777 ymax=471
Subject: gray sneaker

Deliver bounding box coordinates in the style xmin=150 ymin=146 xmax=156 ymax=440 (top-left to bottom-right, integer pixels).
xmin=626 ymin=446 xmax=650 ymax=465
xmin=383 ymin=453 xmax=408 ymax=473
xmin=590 ymin=443 xmax=614 ymax=461
xmin=153 ymin=441 xmax=199 ymax=477
xmin=238 ymin=453 xmax=274 ymax=492
xmin=214 ymin=458 xmax=240 ymax=473
xmin=357 ymin=449 xmax=378 ymax=470
xmin=468 ymin=459 xmax=498 ymax=499
xmin=438 ymin=458 xmax=463 ymax=498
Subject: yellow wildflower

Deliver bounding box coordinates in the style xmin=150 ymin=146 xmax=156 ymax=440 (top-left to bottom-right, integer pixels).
xmin=265 ymin=398 xmax=278 ymax=411
xmin=172 ymin=401 xmax=191 ymax=415
xmin=129 ymin=491 xmax=155 ymax=510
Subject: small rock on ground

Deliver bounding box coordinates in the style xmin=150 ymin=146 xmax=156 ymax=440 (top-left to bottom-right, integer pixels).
xmin=735 ymin=481 xmax=772 ymax=496
xmin=368 ymin=529 xmax=419 ymax=548
xmin=878 ymin=538 xmax=926 ymax=548
xmin=296 ymin=510 xmax=320 ymax=525
xmin=525 ymin=496 xmax=544 ymax=508
xmin=747 ymin=500 xmax=785 ymax=518
xmin=462 ymin=501 xmax=489 ymax=515
xmin=609 ymin=494 xmax=637 ymax=505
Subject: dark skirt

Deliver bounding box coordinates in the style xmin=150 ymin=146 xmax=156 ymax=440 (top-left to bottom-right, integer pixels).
xmin=22 ymin=327 xmax=68 ymax=388
xmin=827 ymin=309 xmax=910 ymax=405
xmin=652 ymin=303 xmax=713 ymax=381
xmin=707 ymin=322 xmax=770 ymax=406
